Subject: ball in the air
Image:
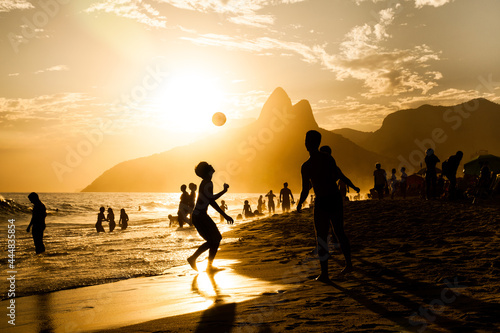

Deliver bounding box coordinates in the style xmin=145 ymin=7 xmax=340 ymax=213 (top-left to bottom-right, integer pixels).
xmin=212 ymin=112 xmax=226 ymax=126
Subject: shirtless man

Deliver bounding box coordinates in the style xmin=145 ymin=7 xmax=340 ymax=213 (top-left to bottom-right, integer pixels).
xmin=297 ymin=130 xmax=360 ymax=282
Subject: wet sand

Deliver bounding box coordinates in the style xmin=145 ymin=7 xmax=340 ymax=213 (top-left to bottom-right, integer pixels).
xmin=5 ymin=198 xmax=500 ymax=332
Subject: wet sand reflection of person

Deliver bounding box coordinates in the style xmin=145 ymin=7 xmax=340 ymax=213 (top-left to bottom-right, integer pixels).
xmin=26 ymin=192 xmax=46 ymax=254
xmin=297 ymin=130 xmax=360 ymax=282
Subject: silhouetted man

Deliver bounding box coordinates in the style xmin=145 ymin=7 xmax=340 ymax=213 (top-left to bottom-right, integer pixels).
xmin=297 ymin=130 xmax=360 ymax=282
xmin=425 ymin=148 xmax=440 ymax=200
xmin=177 ymin=184 xmax=190 ymax=228
xmin=373 ymin=163 xmax=387 ymax=200
xmin=26 ymin=192 xmax=46 ymax=254
xmin=444 ymin=151 xmax=463 ymax=200
xmin=279 ymin=182 xmax=294 ymax=213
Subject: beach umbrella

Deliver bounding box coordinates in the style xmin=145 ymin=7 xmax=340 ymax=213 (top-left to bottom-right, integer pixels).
xmin=416 ymin=167 xmax=442 ymax=175
xmin=463 ymin=154 xmax=500 ymax=176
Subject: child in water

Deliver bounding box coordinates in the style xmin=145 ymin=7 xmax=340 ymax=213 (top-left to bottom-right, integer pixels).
xmin=220 ymin=200 xmax=228 ymax=222
xmin=187 ymin=162 xmax=234 ymax=272
xmin=96 ymin=207 xmax=106 ymax=233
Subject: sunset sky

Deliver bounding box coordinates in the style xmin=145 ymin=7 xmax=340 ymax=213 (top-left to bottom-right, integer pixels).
xmin=1 ymin=0 xmax=500 ymax=192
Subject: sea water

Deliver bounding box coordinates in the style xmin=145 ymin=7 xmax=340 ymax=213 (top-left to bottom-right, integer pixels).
xmin=0 ymin=192 xmax=270 ymax=300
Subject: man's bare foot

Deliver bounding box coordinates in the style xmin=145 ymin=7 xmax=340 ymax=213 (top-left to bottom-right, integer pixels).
xmin=315 ymin=274 xmax=332 ymax=284
xmin=206 ymin=265 xmax=224 ymax=273
xmin=187 ymin=256 xmax=197 ymax=271
xmin=340 ymin=265 xmax=353 ymax=275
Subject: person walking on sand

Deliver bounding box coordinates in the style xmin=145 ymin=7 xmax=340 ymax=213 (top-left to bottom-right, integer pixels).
xmin=107 ymin=207 xmax=116 ymax=232
xmin=265 ymin=190 xmax=276 ymax=214
xmin=26 ymin=192 xmax=47 ymax=254
xmin=119 ymin=208 xmax=129 ymax=230
xmin=425 ymin=148 xmax=440 ymax=200
xmin=373 ymin=163 xmax=387 ymax=200
xmin=297 ymin=130 xmax=360 ymax=282
xmin=96 ymin=207 xmax=106 ymax=233
xmin=187 ymin=162 xmax=234 ymax=272
xmin=177 ymin=184 xmax=190 ymax=228
xmin=389 ymin=168 xmax=398 ymax=199
xmin=279 ymin=182 xmax=295 ymax=213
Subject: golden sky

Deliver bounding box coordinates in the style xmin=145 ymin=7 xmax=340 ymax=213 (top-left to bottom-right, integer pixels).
xmin=1 ymin=0 xmax=499 ymax=192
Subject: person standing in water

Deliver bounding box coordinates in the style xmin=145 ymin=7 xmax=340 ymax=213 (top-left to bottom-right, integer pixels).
xmin=96 ymin=207 xmax=106 ymax=233
xmin=297 ymin=130 xmax=360 ymax=282
xmin=107 ymin=207 xmax=116 ymax=232
xmin=177 ymin=184 xmax=190 ymax=228
xmin=119 ymin=208 xmax=129 ymax=230
xmin=188 ymin=162 xmax=234 ymax=272
xmin=219 ymin=200 xmax=228 ymax=222
xmin=187 ymin=182 xmax=197 ymax=226
xmin=26 ymin=192 xmax=47 ymax=254
xmin=265 ymin=190 xmax=276 ymax=214
xmin=279 ymin=182 xmax=295 ymax=213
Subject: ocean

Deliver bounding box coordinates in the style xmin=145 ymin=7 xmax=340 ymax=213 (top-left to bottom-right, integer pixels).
xmin=0 ymin=192 xmax=275 ymax=300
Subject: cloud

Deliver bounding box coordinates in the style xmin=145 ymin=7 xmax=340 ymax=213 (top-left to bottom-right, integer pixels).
xmin=86 ymin=0 xmax=167 ymax=28
xmin=0 ymin=0 xmax=33 ymax=12
xmin=414 ymin=0 xmax=455 ymax=8
xmin=34 ymin=65 xmax=69 ymax=74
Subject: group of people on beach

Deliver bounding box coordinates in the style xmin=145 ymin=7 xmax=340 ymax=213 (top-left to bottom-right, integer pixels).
xmin=239 ymin=183 xmax=296 ymax=219
xmin=95 ymin=207 xmax=129 ymax=232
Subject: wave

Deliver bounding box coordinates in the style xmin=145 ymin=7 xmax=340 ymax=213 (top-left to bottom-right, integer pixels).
xmin=0 ymin=198 xmax=32 ymax=215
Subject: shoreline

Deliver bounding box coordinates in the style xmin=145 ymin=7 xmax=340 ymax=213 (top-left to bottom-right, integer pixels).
xmin=5 ymin=198 xmax=500 ymax=332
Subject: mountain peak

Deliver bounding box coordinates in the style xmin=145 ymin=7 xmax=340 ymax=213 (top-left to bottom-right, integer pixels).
xmin=257 ymin=87 xmax=292 ymax=123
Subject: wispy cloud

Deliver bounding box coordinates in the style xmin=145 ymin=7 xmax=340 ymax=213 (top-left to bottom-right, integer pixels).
xmin=414 ymin=0 xmax=455 ymax=8
xmin=0 ymin=0 xmax=33 ymax=12
xmin=86 ymin=0 xmax=167 ymax=28
xmin=34 ymin=65 xmax=69 ymax=74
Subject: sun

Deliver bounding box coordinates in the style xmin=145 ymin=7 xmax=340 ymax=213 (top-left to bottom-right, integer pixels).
xmin=150 ymin=71 xmax=226 ymax=134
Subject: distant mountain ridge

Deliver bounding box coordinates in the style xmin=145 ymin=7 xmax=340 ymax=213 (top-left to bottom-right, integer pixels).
xmin=82 ymin=88 xmax=393 ymax=192
xmin=332 ymin=98 xmax=500 ymax=174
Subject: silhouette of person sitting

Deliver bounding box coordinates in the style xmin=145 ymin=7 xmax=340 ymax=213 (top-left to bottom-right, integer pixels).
xmin=178 ymin=184 xmax=190 ymax=228
xmin=297 ymin=130 xmax=360 ymax=282
xmin=26 ymin=192 xmax=46 ymax=254
xmin=373 ymin=163 xmax=387 ymax=200
xmin=242 ymin=200 xmax=255 ymax=218
xmin=187 ymin=162 xmax=234 ymax=272
xmin=265 ymin=190 xmax=276 ymax=214
xmin=107 ymin=207 xmax=115 ymax=232
xmin=425 ymin=148 xmax=440 ymax=200
xmin=279 ymin=182 xmax=294 ymax=213
xmin=119 ymin=208 xmax=129 ymax=230
xmin=96 ymin=207 xmax=106 ymax=233
xmin=443 ymin=151 xmax=463 ymax=200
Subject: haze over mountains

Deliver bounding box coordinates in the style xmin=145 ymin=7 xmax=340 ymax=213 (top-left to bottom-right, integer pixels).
xmin=82 ymin=88 xmax=393 ymax=193
xmin=82 ymin=89 xmax=500 ymax=193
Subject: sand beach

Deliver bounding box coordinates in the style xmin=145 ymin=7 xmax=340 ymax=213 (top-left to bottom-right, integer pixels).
xmin=8 ymin=197 xmax=499 ymax=332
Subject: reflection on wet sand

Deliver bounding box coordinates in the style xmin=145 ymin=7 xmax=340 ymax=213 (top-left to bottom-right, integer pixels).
xmin=0 ymin=260 xmax=285 ymax=333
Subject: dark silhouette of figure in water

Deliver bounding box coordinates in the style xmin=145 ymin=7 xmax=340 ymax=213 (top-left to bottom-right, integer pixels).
xmin=188 ymin=182 xmax=197 ymax=226
xmin=242 ymin=200 xmax=255 ymax=218
xmin=373 ymin=163 xmax=387 ymax=200
xmin=425 ymin=148 xmax=440 ymax=200
xmin=26 ymin=192 xmax=46 ymax=254
xmin=279 ymin=182 xmax=294 ymax=213
xmin=443 ymin=151 xmax=463 ymax=200
xmin=119 ymin=208 xmax=129 ymax=230
xmin=188 ymin=162 xmax=234 ymax=272
xmin=257 ymin=195 xmax=264 ymax=214
xmin=219 ymin=200 xmax=228 ymax=222
xmin=96 ymin=207 xmax=106 ymax=233
xmin=297 ymin=130 xmax=360 ymax=282
xmin=178 ymin=184 xmax=190 ymax=228
xmin=107 ymin=207 xmax=115 ymax=232
xmin=265 ymin=190 xmax=276 ymax=214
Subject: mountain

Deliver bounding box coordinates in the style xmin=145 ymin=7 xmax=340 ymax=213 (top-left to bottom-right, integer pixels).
xmin=332 ymin=98 xmax=500 ymax=174
xmin=82 ymin=88 xmax=394 ymax=193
